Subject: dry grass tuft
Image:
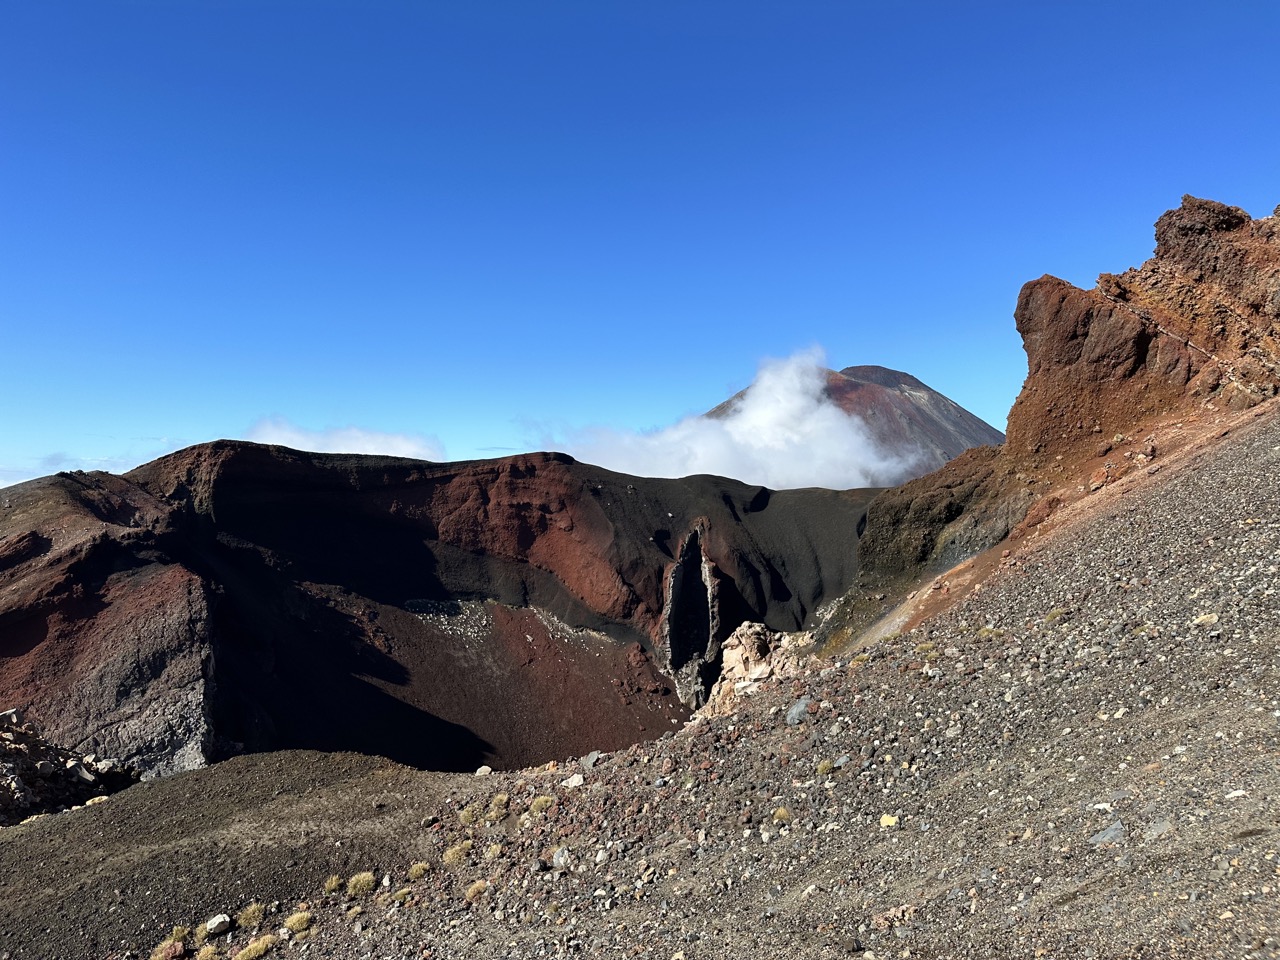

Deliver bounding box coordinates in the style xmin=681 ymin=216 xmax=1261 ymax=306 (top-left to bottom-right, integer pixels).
xmin=323 ymin=874 xmax=342 ymax=894
xmin=465 ymin=879 xmax=489 ymax=902
xmin=283 ymin=911 xmax=312 ymax=933
xmin=485 ymin=792 xmax=509 ymax=822
xmin=235 ymin=902 xmax=265 ymax=931
xmin=346 ymin=871 xmax=377 ymax=898
xmin=149 ymin=938 xmax=184 ymax=960
xmin=232 ymin=933 xmax=278 ymax=960
xmin=408 ymin=861 xmax=429 ymax=880
xmin=442 ymin=840 xmax=473 ymax=868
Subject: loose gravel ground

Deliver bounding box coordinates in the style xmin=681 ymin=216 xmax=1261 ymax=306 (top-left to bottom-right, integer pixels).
xmin=2 ymin=409 xmax=1278 ymax=960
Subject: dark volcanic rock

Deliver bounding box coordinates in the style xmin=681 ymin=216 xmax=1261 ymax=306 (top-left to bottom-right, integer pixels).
xmin=0 ymin=445 xmax=873 ymax=775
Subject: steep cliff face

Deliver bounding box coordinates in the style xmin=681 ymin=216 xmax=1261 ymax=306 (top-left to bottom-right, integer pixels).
xmin=0 ymin=473 xmax=214 ymax=778
xmin=855 ymin=197 xmax=1280 ymax=592
xmin=1007 ymin=197 xmax=1280 ymax=465
xmin=0 ymin=445 xmax=873 ymax=774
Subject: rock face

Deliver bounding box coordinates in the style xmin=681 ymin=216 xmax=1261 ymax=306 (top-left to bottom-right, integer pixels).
xmin=1009 ymin=196 xmax=1280 ymax=465
xmin=856 ymin=196 xmax=1280 ymax=590
xmin=0 ymin=445 xmax=874 ymax=775
xmin=708 ymin=364 xmax=1005 ymax=482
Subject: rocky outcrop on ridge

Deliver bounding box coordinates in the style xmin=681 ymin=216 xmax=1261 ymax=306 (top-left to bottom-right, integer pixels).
xmin=852 ymin=196 xmax=1280 ymax=600
xmin=1009 ymin=196 xmax=1280 ymax=466
xmin=0 ymin=447 xmax=875 ymax=776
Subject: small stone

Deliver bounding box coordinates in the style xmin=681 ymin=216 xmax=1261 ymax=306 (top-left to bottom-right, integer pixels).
xmin=475 ymin=765 xmax=493 ymax=776
xmin=785 ymin=697 xmax=812 ymax=726
xmin=560 ymin=773 xmax=585 ymax=789
xmin=206 ymin=914 xmax=232 ymax=935
xmin=35 ymin=760 xmax=54 ymax=776
xmin=1088 ymin=821 xmax=1126 ymax=846
xmin=1142 ymin=819 xmax=1172 ymax=841
xmin=0 ymin=708 xmax=22 ymax=727
xmin=879 ymin=814 xmax=899 ymax=828
xmin=1224 ymin=789 xmax=1248 ymax=801
xmin=581 ymin=751 xmax=600 ymax=770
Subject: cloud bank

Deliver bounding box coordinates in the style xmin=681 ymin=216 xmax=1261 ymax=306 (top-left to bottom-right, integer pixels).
xmin=246 ymin=418 xmax=445 ymax=461
xmin=553 ymin=350 xmax=921 ymax=490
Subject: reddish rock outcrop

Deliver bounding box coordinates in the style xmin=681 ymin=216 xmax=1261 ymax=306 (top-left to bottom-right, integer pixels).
xmin=1008 ymin=197 xmax=1280 ymax=465
xmin=0 ymin=446 xmax=873 ymax=775
xmin=855 ymin=197 xmax=1280 ymax=594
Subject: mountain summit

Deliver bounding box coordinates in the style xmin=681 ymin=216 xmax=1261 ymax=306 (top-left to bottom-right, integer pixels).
xmin=707 ymin=363 xmax=1005 ymax=481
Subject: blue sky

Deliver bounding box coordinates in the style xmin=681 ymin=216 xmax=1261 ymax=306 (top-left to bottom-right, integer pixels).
xmin=3 ymin=2 xmax=1278 ymax=487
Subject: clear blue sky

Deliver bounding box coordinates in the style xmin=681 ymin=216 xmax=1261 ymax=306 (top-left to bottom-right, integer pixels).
xmin=3 ymin=2 xmax=1278 ymax=485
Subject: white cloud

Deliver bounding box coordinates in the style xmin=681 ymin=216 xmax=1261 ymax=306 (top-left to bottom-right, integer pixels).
xmin=245 ymin=418 xmax=445 ymax=461
xmin=549 ymin=349 xmax=922 ymax=490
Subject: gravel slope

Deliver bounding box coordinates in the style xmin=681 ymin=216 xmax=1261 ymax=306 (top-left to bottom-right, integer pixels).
xmin=2 ymin=407 xmax=1278 ymax=960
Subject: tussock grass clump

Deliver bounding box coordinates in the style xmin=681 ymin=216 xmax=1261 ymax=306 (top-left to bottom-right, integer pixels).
xmin=283 ymin=911 xmax=312 ymax=934
xmin=149 ymin=937 xmax=185 ymax=960
xmin=408 ymin=861 xmax=429 ymax=880
xmin=976 ymin=626 xmax=1005 ymax=639
xmin=815 ymin=759 xmax=835 ymax=776
xmin=465 ymin=879 xmax=488 ymax=902
xmin=235 ymin=902 xmax=265 ymax=931
xmin=485 ymin=792 xmax=509 ymax=822
xmin=323 ymin=874 xmax=342 ymax=894
xmin=195 ymin=946 xmax=220 ymax=960
xmin=442 ymin=840 xmax=473 ymax=868
xmin=485 ymin=842 xmax=502 ymax=860
xmin=232 ymin=934 xmax=278 ymax=960
xmin=529 ymin=795 xmax=555 ymax=816
xmin=772 ymin=806 xmax=791 ymax=824
xmin=346 ymin=871 xmax=377 ymax=898
xmin=457 ymin=801 xmax=482 ymax=825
